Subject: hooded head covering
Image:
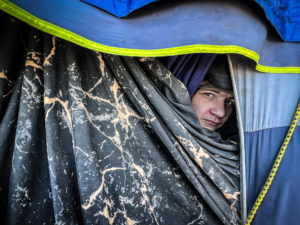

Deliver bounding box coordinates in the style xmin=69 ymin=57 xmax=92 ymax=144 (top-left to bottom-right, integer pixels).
xmin=160 ymin=53 xmax=237 ymax=139
xmin=160 ymin=54 xmax=232 ymax=96
xmin=197 ymin=54 xmax=237 ymax=140
xmin=159 ymin=54 xmax=216 ymax=96
xmin=199 ymin=54 xmax=233 ymax=93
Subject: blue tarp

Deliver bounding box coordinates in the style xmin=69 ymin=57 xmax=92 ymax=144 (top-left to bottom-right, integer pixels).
xmin=1 ymin=0 xmax=299 ymax=72
xmin=231 ymin=54 xmax=300 ymax=224
xmin=254 ymin=0 xmax=300 ymax=42
xmin=245 ymin=127 xmax=300 ymax=225
xmin=81 ymin=0 xmax=300 ymax=42
xmin=82 ymin=0 xmax=156 ymax=17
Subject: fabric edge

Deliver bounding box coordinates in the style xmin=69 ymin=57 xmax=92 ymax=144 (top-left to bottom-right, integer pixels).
xmin=228 ymin=55 xmax=247 ymax=223
xmin=244 ymin=124 xmax=300 ymax=134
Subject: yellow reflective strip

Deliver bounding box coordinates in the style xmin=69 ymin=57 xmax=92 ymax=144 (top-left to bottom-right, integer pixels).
xmin=1 ymin=0 xmax=300 ymax=74
xmin=256 ymin=64 xmax=300 ymax=73
xmin=245 ymin=100 xmax=300 ymax=225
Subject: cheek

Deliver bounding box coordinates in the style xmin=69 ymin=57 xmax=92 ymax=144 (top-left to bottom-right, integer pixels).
xmin=192 ymin=103 xmax=210 ymax=118
xmin=200 ymin=109 xmax=211 ymax=117
xmin=224 ymin=108 xmax=233 ymax=121
xmin=191 ymin=95 xmax=213 ymax=118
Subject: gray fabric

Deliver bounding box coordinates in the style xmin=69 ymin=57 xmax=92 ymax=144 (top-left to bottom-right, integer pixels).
xmin=0 ymin=12 xmax=241 ymax=225
xmin=231 ymin=54 xmax=300 ymax=132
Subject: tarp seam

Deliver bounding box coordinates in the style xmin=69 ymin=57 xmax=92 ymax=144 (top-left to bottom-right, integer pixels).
xmin=244 ymin=125 xmax=300 ymax=134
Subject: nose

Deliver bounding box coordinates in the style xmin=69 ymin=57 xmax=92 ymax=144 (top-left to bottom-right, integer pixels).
xmin=211 ymin=99 xmax=225 ymax=118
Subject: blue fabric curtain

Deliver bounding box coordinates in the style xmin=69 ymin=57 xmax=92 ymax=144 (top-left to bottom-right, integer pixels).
xmin=159 ymin=54 xmax=216 ymax=96
xmin=231 ymin=54 xmax=300 ymax=225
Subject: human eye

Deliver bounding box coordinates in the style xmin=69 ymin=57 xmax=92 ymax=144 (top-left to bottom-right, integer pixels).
xmin=225 ymin=99 xmax=235 ymax=107
xmin=202 ymin=92 xmax=214 ymax=97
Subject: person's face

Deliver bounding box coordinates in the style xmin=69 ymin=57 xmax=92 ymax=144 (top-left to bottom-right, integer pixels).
xmin=191 ymin=88 xmax=234 ymax=131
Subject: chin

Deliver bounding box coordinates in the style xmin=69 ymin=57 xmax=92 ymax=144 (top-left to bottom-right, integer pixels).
xmin=202 ymin=125 xmax=216 ymax=131
xmin=201 ymin=121 xmax=221 ymax=131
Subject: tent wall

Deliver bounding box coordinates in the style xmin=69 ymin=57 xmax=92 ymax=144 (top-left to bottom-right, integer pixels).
xmin=0 ymin=1 xmax=300 ymax=223
xmin=231 ymin=54 xmax=300 ymax=225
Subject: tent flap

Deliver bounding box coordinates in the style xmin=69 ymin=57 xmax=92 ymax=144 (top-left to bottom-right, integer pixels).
xmin=231 ymin=54 xmax=300 ymax=225
xmin=0 ymin=12 xmax=241 ymax=225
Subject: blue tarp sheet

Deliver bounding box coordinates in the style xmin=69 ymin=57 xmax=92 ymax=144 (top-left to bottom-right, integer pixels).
xmin=254 ymin=0 xmax=300 ymax=42
xmin=1 ymin=0 xmax=299 ymax=72
xmin=82 ymin=0 xmax=156 ymax=17
xmin=231 ymin=54 xmax=300 ymax=224
xmin=81 ymin=0 xmax=300 ymax=42
xmin=245 ymin=127 xmax=300 ymax=225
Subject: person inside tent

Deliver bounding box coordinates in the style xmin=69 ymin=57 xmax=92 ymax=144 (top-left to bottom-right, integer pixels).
xmin=161 ymin=54 xmax=238 ymax=141
xmin=191 ymin=56 xmax=235 ymax=133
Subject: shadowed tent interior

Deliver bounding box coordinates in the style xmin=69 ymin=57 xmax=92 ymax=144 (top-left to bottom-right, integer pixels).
xmin=0 ymin=0 xmax=300 ymax=225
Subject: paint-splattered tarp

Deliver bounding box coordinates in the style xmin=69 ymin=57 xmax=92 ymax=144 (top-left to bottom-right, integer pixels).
xmin=0 ymin=12 xmax=240 ymax=225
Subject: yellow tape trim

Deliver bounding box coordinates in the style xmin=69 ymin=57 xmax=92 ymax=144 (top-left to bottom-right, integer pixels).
xmin=245 ymin=100 xmax=300 ymax=225
xmin=1 ymin=0 xmax=300 ymax=74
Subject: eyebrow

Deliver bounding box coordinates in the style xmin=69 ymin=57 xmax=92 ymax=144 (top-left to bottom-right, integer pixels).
xmin=201 ymin=89 xmax=221 ymax=94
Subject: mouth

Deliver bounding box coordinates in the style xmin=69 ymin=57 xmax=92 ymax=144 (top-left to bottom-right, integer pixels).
xmin=205 ymin=120 xmax=221 ymax=127
xmin=200 ymin=119 xmax=223 ymax=131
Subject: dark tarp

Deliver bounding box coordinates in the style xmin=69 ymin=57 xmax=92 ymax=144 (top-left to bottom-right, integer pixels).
xmin=0 ymin=12 xmax=240 ymax=225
